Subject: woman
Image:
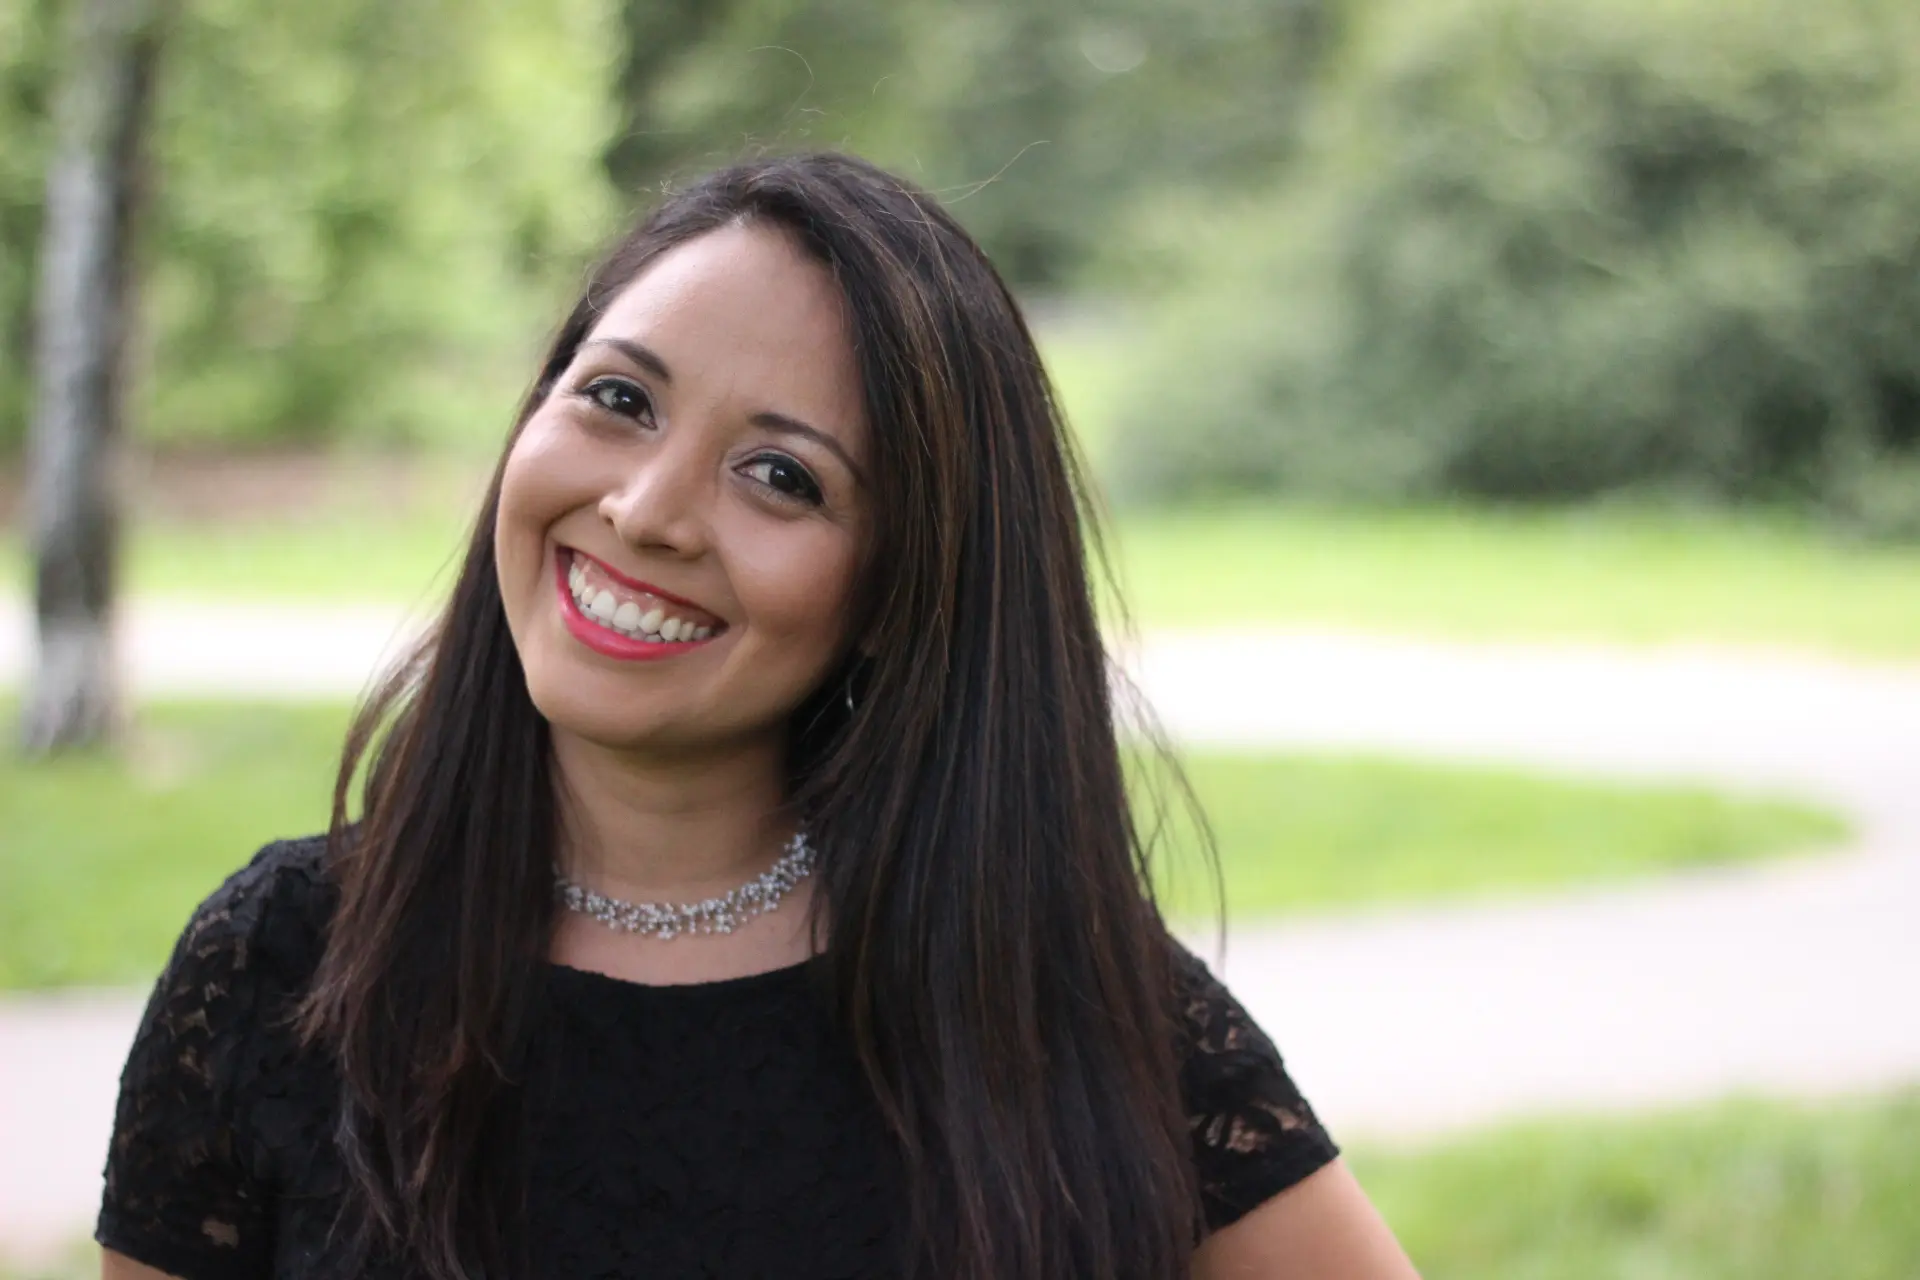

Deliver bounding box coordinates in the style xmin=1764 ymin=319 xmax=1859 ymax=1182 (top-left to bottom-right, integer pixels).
xmin=98 ymin=153 xmax=1417 ymax=1279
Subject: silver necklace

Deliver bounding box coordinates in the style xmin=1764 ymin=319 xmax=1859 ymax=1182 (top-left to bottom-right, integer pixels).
xmin=553 ymin=833 xmax=816 ymax=940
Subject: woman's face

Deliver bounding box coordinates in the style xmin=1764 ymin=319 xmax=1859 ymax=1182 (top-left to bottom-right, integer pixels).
xmin=495 ymin=222 xmax=870 ymax=757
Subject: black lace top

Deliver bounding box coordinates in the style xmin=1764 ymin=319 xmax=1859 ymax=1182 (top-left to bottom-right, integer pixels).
xmin=98 ymin=837 xmax=1338 ymax=1279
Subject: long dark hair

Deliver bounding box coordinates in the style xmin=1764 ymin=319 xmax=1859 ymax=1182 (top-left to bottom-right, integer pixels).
xmin=302 ymin=152 xmax=1205 ymax=1279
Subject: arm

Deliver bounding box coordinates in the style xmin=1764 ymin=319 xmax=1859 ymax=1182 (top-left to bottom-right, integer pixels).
xmin=102 ymin=1249 xmax=183 ymax=1280
xmin=1192 ymin=1160 xmax=1419 ymax=1279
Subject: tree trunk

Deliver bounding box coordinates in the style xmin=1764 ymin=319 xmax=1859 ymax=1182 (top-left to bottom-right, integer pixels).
xmin=19 ymin=0 xmax=167 ymax=754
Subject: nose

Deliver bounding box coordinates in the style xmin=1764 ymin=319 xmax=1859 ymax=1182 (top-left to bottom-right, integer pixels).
xmin=596 ymin=437 xmax=712 ymax=559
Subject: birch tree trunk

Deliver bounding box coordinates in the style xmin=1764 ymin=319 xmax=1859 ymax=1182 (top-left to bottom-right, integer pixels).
xmin=19 ymin=0 xmax=167 ymax=754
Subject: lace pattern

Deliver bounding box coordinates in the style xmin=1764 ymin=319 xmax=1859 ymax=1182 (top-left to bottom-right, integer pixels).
xmin=98 ymin=837 xmax=1337 ymax=1278
xmin=97 ymin=839 xmax=330 ymax=1279
xmin=1171 ymin=947 xmax=1341 ymax=1230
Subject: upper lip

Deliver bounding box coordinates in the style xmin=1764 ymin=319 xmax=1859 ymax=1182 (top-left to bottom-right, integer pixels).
xmin=563 ymin=547 xmax=718 ymax=618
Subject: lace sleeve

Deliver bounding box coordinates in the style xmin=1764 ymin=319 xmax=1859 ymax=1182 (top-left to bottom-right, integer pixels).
xmin=96 ymin=844 xmax=307 ymax=1280
xmin=1173 ymin=945 xmax=1340 ymax=1234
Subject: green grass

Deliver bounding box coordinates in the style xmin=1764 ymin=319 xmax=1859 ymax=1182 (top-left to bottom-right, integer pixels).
xmin=1101 ymin=502 xmax=1920 ymax=659
xmin=0 ymin=503 xmax=475 ymax=604
xmin=0 ymin=701 xmax=1845 ymax=990
xmin=6 ymin=493 xmax=1919 ymax=657
xmin=0 ymin=701 xmax=350 ymax=990
xmin=1352 ymin=1090 xmax=1920 ymax=1279
xmin=1152 ymin=750 xmax=1845 ymax=922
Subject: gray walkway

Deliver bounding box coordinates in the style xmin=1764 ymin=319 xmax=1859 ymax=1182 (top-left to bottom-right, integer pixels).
xmin=3 ymin=603 xmax=1918 ymax=1261
xmin=1138 ymin=633 xmax=1920 ymax=1135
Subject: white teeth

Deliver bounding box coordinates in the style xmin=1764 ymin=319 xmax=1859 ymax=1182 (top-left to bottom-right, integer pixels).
xmin=567 ymin=561 xmax=716 ymax=642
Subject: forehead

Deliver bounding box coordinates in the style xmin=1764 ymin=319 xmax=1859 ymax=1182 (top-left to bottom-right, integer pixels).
xmin=584 ymin=223 xmax=865 ymax=445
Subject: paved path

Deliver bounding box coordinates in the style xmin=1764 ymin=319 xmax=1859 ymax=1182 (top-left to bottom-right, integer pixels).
xmin=3 ymin=603 xmax=1918 ymax=1260
xmin=1138 ymin=633 xmax=1920 ymax=1135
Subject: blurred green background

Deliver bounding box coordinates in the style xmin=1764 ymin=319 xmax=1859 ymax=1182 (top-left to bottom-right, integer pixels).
xmin=5 ymin=0 xmax=1920 ymax=529
xmin=3 ymin=0 xmax=1918 ymax=1274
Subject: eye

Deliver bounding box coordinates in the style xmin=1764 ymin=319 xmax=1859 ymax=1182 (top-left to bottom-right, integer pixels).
xmin=580 ymin=376 xmax=653 ymax=422
xmin=740 ymin=453 xmax=824 ymax=505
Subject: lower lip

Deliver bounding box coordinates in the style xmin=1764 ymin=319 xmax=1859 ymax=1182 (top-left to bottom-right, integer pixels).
xmin=554 ymin=550 xmax=715 ymax=662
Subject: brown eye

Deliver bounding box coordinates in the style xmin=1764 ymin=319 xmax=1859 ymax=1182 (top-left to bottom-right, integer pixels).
xmin=741 ymin=454 xmax=824 ymax=505
xmin=583 ymin=377 xmax=652 ymax=421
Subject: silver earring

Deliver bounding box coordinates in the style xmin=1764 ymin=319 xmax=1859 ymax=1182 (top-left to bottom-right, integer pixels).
xmin=844 ymin=681 xmax=856 ymax=713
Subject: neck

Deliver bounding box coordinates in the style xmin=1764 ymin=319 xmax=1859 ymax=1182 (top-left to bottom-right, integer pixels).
xmin=550 ymin=728 xmax=797 ymax=900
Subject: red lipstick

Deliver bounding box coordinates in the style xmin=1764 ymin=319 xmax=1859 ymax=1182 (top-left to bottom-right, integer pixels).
xmin=553 ymin=548 xmax=717 ymax=662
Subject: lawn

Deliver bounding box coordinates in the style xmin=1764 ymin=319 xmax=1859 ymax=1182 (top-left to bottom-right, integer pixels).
xmin=0 ymin=500 xmax=477 ymax=604
xmin=0 ymin=700 xmax=1844 ymax=990
xmin=1148 ymin=750 xmax=1844 ymax=922
xmin=1354 ymin=1090 xmax=1920 ymax=1279
xmin=1101 ymin=501 xmax=1920 ymax=659
xmin=1 ymin=701 xmax=350 ymax=990
xmin=5 ymin=494 xmax=1919 ymax=660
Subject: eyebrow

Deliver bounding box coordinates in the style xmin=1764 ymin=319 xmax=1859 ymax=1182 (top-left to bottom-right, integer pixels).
xmin=584 ymin=335 xmax=865 ymax=484
xmin=751 ymin=410 xmax=865 ymax=485
xmin=582 ymin=337 xmax=672 ymax=384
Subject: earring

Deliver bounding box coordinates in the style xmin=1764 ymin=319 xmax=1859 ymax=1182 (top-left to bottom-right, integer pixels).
xmin=844 ymin=681 xmax=857 ymax=713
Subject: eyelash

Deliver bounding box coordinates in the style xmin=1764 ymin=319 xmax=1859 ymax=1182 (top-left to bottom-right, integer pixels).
xmin=741 ymin=453 xmax=825 ymax=506
xmin=576 ymin=375 xmax=825 ymax=507
xmin=579 ymin=375 xmax=653 ymax=423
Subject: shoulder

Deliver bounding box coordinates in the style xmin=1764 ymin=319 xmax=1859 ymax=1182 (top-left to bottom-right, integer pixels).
xmin=169 ymin=832 xmax=335 ymax=996
xmin=98 ymin=836 xmax=339 ymax=1272
xmin=1168 ymin=941 xmax=1342 ymax=1234
xmin=131 ymin=833 xmax=337 ymax=1080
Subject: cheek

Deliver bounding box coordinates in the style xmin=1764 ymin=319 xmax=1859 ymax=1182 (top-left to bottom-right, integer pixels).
xmin=729 ymin=524 xmax=861 ymax=659
xmin=496 ymin=419 xmax=582 ymax=582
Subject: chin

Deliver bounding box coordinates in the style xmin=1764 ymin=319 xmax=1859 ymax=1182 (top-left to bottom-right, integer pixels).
xmin=525 ymin=675 xmax=673 ymax=751
xmin=525 ymin=673 xmax=766 ymax=760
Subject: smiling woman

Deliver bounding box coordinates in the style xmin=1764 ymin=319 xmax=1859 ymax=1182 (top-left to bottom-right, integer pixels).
xmin=93 ymin=154 xmax=1417 ymax=1280
xmin=494 ymin=223 xmax=870 ymax=777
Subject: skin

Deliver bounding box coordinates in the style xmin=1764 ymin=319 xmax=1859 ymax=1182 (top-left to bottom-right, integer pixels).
xmin=497 ymin=220 xmax=872 ymax=987
xmin=105 ymin=220 xmax=1417 ymax=1280
xmin=1194 ymin=1161 xmax=1422 ymax=1278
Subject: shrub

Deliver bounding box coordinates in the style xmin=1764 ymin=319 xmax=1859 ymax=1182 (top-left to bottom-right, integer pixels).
xmin=1104 ymin=0 xmax=1920 ymax=530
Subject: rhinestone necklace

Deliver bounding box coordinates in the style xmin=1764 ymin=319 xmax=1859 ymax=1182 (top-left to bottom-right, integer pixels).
xmin=553 ymin=833 xmax=816 ymax=940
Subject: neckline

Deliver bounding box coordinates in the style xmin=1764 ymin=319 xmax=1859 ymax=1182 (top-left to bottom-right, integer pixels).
xmin=544 ymin=955 xmax=818 ymax=999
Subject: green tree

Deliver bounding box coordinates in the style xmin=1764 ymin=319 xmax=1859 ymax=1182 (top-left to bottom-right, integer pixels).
xmin=1105 ymin=0 xmax=1920 ymax=530
xmin=1 ymin=0 xmax=619 ymax=456
xmin=603 ymin=0 xmax=1333 ymax=287
xmin=22 ymin=0 xmax=169 ymax=753
xmin=0 ymin=0 xmax=60 ymax=454
xmin=142 ymin=0 xmax=618 ymax=449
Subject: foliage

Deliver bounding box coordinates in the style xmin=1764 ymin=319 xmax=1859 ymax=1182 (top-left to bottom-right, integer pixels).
xmin=602 ymin=0 xmax=1333 ymax=286
xmin=1354 ymin=1091 xmax=1920 ymax=1279
xmin=1104 ymin=0 xmax=1920 ymax=534
xmin=0 ymin=0 xmax=1334 ymax=452
xmin=0 ymin=0 xmax=618 ymax=453
xmin=0 ymin=698 xmax=1844 ymax=989
xmin=0 ymin=0 xmax=57 ymax=456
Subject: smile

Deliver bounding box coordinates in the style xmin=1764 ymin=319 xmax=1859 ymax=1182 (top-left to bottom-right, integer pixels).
xmin=556 ymin=548 xmax=725 ymax=659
